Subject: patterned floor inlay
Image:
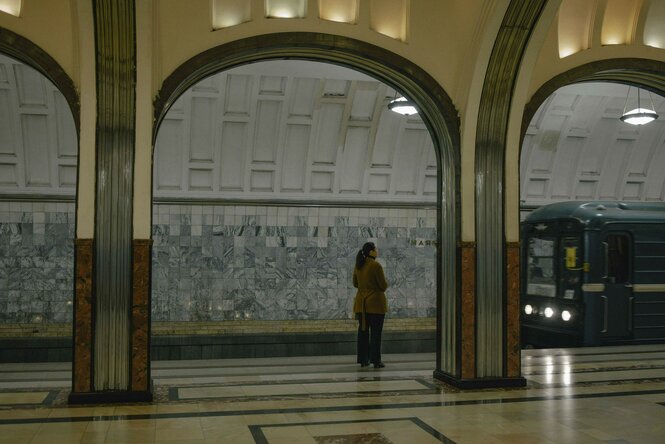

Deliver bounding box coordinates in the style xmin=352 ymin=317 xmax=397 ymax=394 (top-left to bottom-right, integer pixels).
xmin=174 ymin=379 xmax=432 ymax=401
xmin=0 ymin=390 xmax=57 ymax=407
xmin=250 ymin=418 xmax=453 ymax=444
xmin=314 ymin=433 xmax=393 ymax=444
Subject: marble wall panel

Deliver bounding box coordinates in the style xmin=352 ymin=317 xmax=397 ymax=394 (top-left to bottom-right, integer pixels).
xmin=151 ymin=205 xmax=437 ymax=322
xmin=0 ymin=201 xmax=75 ymax=324
xmin=0 ymin=202 xmax=437 ymax=325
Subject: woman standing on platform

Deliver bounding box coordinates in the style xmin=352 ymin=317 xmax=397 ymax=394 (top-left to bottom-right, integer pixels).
xmin=353 ymin=242 xmax=388 ymax=369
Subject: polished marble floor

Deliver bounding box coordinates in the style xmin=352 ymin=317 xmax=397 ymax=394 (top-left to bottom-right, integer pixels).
xmin=0 ymin=345 xmax=664 ymax=443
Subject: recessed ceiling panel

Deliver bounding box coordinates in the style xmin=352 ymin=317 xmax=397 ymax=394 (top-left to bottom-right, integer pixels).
xmin=252 ymin=100 xmax=282 ymax=164
xmin=339 ymin=127 xmax=369 ymax=193
xmin=312 ymin=103 xmax=344 ymax=165
xmin=281 ymin=124 xmax=311 ymax=191
xmin=220 ymin=121 xmax=247 ymax=191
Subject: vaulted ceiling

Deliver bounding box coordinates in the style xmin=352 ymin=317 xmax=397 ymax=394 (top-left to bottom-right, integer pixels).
xmin=153 ymin=60 xmax=437 ymax=203
xmin=521 ymin=82 xmax=665 ymax=208
xmin=4 ymin=52 xmax=665 ymax=210
xmin=0 ymin=54 xmax=77 ymax=196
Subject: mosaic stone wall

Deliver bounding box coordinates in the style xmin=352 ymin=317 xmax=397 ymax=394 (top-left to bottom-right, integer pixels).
xmin=151 ymin=205 xmax=437 ymax=322
xmin=0 ymin=202 xmax=437 ymax=325
xmin=0 ymin=201 xmax=75 ymax=323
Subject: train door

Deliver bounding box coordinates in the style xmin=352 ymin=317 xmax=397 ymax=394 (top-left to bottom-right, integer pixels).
xmin=601 ymin=231 xmax=632 ymax=339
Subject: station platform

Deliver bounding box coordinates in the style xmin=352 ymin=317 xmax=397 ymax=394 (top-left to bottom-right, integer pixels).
xmin=0 ymin=345 xmax=664 ymax=443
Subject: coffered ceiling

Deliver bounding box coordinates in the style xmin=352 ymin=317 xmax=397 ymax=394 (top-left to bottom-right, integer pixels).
xmin=521 ymin=82 xmax=665 ymax=207
xmin=153 ymin=60 xmax=437 ymax=204
xmin=3 ymin=54 xmax=665 ymax=210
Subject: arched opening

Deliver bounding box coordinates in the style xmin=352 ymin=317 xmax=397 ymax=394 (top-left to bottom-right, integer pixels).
xmin=152 ymin=33 xmax=461 ymax=379
xmin=520 ymin=60 xmax=665 ymax=356
xmin=0 ymin=27 xmax=79 ymax=395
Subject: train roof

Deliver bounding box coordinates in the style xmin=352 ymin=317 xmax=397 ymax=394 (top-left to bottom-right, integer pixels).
xmin=524 ymin=201 xmax=665 ymax=228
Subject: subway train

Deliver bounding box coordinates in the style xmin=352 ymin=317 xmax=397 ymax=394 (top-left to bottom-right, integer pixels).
xmin=521 ymin=201 xmax=665 ymax=347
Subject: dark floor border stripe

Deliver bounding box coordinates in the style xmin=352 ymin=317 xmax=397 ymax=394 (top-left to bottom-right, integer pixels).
xmin=0 ymin=358 xmax=435 ymax=375
xmin=174 ymin=389 xmax=435 ymax=403
xmin=0 ymin=367 xmax=432 ymax=383
xmin=152 ymin=358 xmax=436 ymax=372
xmin=415 ymin=378 xmax=441 ymax=390
xmin=2 ymin=387 xmax=665 ymax=426
xmin=0 ymin=368 xmax=70 ymax=375
xmin=0 ymin=377 xmax=71 ymax=383
xmin=524 ymin=348 xmax=665 ymax=358
xmin=523 ymin=356 xmax=665 ymax=367
xmin=168 ymin=376 xmax=432 ymax=391
xmin=152 ymin=368 xmax=432 ymax=380
xmin=524 ymin=364 xmax=665 ymax=376
xmin=528 ymin=376 xmax=665 ymax=388
xmin=42 ymin=391 xmax=59 ymax=406
xmin=248 ymin=416 xmax=455 ymax=444
xmin=170 ymin=379 xmax=434 ymax=401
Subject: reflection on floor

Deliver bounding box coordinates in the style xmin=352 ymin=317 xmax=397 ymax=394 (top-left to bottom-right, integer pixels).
xmin=0 ymin=345 xmax=664 ymax=443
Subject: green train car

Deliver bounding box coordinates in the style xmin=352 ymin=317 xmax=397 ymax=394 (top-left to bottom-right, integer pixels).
xmin=521 ymin=201 xmax=665 ymax=347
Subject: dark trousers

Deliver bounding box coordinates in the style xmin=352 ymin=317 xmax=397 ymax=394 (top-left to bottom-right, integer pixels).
xmin=356 ymin=313 xmax=385 ymax=364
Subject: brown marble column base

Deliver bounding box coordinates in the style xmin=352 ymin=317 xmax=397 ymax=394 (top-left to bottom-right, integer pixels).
xmin=68 ymin=388 xmax=153 ymax=404
xmin=459 ymin=241 xmax=476 ymax=380
xmin=434 ymin=370 xmax=526 ymax=389
xmin=505 ymin=242 xmax=521 ymax=377
xmin=72 ymin=239 xmax=93 ymax=394
xmin=131 ymin=239 xmax=152 ymax=393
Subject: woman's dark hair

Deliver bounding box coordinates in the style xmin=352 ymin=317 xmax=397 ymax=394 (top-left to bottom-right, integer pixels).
xmin=355 ymin=242 xmax=376 ymax=269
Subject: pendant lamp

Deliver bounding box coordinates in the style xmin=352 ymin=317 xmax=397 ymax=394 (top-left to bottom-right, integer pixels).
xmin=620 ymin=86 xmax=659 ymax=125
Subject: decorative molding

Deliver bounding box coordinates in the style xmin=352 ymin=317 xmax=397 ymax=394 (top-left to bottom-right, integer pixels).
xmin=475 ymin=0 xmax=547 ymax=378
xmin=92 ymin=0 xmax=136 ymax=391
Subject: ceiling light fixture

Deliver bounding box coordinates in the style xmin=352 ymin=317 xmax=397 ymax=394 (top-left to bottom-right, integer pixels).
xmin=388 ymin=96 xmax=418 ymax=116
xmin=620 ymin=86 xmax=659 ymax=126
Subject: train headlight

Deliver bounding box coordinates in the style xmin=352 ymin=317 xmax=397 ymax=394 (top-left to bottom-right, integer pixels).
xmin=561 ymin=310 xmax=572 ymax=322
xmin=524 ymin=304 xmax=533 ymax=315
xmin=544 ymin=307 xmax=554 ymax=318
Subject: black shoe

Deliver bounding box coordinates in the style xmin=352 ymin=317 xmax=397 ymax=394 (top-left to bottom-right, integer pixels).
xmin=373 ymin=362 xmax=385 ymax=369
xmin=360 ymin=362 xmax=370 ymax=367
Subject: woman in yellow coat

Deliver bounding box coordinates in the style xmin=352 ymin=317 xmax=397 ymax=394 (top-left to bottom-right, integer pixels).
xmin=353 ymin=242 xmax=388 ymax=368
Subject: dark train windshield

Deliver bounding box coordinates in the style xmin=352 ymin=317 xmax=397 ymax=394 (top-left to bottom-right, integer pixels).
xmin=526 ymin=234 xmax=583 ymax=299
xmin=527 ymin=237 xmax=556 ymax=297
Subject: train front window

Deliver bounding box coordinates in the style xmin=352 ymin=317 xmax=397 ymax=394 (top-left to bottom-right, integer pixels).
xmin=527 ymin=237 xmax=556 ymax=297
xmin=560 ymin=237 xmax=582 ymax=299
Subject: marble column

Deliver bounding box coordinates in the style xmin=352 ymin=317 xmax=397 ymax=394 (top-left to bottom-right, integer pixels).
xmin=69 ymin=0 xmax=151 ymax=403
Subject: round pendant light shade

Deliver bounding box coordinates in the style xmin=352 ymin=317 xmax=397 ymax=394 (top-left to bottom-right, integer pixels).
xmin=388 ymin=97 xmax=418 ymax=115
xmin=620 ymin=107 xmax=659 ymax=125
xmin=620 ymin=86 xmax=659 ymax=126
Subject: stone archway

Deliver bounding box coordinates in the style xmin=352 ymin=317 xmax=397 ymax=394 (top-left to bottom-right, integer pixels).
xmin=523 ymin=59 xmax=665 ymax=140
xmin=153 ymin=32 xmax=463 ymax=381
xmin=0 ymin=26 xmax=81 ymax=376
xmin=0 ymin=27 xmax=79 ymax=131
